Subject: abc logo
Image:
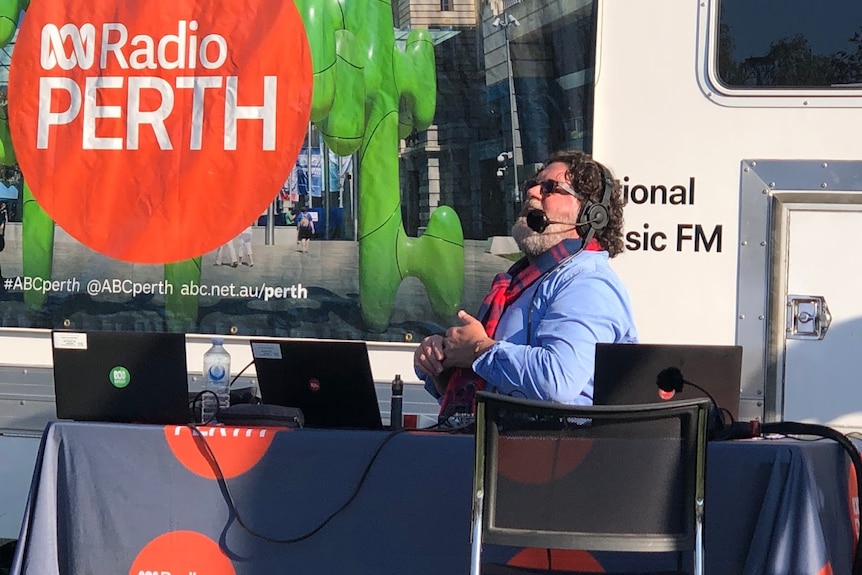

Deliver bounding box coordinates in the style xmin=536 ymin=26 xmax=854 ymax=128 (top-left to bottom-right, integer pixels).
xmin=130 ymin=531 xmax=235 ymax=574
xmin=9 ymin=0 xmax=312 ymax=263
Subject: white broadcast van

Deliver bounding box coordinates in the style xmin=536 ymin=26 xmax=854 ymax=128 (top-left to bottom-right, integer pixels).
xmin=2 ymin=0 xmax=862 ymax=542
xmin=593 ymin=0 xmax=862 ymax=431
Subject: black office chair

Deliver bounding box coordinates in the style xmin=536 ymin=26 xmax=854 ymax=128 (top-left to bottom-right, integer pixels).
xmin=471 ymin=391 xmax=710 ymax=575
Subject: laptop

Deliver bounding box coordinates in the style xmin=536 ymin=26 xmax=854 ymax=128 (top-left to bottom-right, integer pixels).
xmin=250 ymin=339 xmax=383 ymax=430
xmin=52 ymin=331 xmax=191 ymax=424
xmin=592 ymin=343 xmax=743 ymax=420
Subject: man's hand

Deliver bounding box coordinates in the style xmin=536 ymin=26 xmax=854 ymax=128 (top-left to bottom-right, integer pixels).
xmin=415 ymin=334 xmax=447 ymax=377
xmin=443 ymin=310 xmax=495 ymax=369
xmin=414 ymin=334 xmax=449 ymax=396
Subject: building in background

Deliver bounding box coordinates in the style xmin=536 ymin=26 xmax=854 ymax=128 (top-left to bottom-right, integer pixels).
xmin=394 ymin=0 xmax=489 ymax=238
xmin=397 ymin=0 xmax=599 ymax=240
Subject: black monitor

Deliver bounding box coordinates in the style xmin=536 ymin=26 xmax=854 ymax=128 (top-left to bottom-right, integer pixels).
xmin=250 ymin=339 xmax=383 ymax=430
xmin=52 ymin=330 xmax=190 ymax=424
xmin=593 ymin=343 xmax=742 ymax=420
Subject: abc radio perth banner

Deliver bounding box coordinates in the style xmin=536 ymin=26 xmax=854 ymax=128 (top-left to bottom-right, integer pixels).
xmin=0 ymin=0 xmax=510 ymax=341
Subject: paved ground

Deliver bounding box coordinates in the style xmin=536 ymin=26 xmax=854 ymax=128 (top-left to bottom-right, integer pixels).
xmin=0 ymin=224 xmax=516 ymax=341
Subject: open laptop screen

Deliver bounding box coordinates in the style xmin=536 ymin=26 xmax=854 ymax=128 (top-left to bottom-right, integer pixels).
xmin=593 ymin=343 xmax=742 ymax=420
xmin=251 ymin=339 xmax=383 ymax=430
xmin=52 ymin=330 xmax=191 ymax=425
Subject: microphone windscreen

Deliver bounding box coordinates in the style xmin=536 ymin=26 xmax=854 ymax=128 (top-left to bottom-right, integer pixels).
xmin=526 ymin=209 xmax=548 ymax=233
xmin=656 ymin=367 xmax=685 ymax=393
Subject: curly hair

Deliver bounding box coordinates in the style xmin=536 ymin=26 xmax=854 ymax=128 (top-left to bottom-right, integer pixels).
xmin=543 ymin=150 xmax=625 ymax=257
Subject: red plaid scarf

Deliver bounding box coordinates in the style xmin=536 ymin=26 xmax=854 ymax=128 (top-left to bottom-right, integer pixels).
xmin=438 ymin=238 xmax=601 ymax=420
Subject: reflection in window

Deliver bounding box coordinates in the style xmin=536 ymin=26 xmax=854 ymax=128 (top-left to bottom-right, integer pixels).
xmin=0 ymin=163 xmax=22 ymax=222
xmin=403 ymin=1 xmax=599 ymax=241
xmin=717 ymin=0 xmax=862 ymax=88
xmin=506 ymin=3 xmax=597 ymax=161
xmin=441 ymin=0 xmax=451 ymax=11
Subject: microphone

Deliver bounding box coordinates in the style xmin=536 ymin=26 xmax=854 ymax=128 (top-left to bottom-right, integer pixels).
xmin=526 ymin=209 xmax=578 ymax=233
xmin=655 ymin=367 xmax=727 ymax=438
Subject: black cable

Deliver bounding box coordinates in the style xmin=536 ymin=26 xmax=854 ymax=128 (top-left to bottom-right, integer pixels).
xmin=774 ymin=433 xmax=825 ymax=443
xmin=745 ymin=421 xmax=862 ymax=575
xmin=187 ymin=425 xmax=409 ymax=543
xmin=419 ymin=419 xmax=475 ymax=433
xmin=681 ymin=377 xmax=733 ymax=428
xmin=188 ymin=360 xmax=257 ymax=424
xmin=189 ymin=390 xmax=219 ymax=425
xmin=656 ymin=369 xmax=735 ymax=435
xmin=720 ymin=407 xmax=736 ymax=426
xmin=229 ymin=360 xmax=255 ymax=389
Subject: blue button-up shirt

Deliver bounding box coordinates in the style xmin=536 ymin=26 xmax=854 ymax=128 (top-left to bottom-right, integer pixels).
xmin=423 ymin=249 xmax=638 ymax=405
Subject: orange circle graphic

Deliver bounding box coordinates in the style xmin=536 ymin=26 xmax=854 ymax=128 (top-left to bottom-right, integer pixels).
xmin=497 ymin=436 xmax=593 ymax=485
xmin=508 ymin=548 xmax=603 ymax=572
xmin=8 ymin=0 xmax=312 ymax=263
xmin=129 ymin=530 xmax=235 ymax=575
xmin=164 ymin=425 xmax=280 ymax=479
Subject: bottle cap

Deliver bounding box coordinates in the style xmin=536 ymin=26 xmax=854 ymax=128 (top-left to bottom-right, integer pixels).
xmin=212 ymin=336 xmax=224 ymax=345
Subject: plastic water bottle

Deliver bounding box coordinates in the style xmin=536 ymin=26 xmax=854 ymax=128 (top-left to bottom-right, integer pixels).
xmin=201 ymin=337 xmax=231 ymax=424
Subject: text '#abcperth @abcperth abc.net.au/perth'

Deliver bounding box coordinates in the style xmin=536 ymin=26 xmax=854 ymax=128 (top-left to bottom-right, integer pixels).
xmin=3 ymin=276 xmax=308 ymax=302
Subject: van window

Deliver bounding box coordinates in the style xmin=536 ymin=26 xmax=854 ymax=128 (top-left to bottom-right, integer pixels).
xmin=717 ymin=0 xmax=862 ymax=89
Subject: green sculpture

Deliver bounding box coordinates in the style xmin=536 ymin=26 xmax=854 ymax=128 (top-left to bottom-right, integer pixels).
xmin=5 ymin=0 xmax=465 ymax=334
xmin=296 ymin=0 xmax=465 ymax=331
xmin=0 ymin=0 xmax=56 ymax=312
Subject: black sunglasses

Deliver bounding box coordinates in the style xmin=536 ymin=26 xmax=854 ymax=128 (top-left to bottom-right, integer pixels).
xmin=522 ymin=179 xmax=580 ymax=198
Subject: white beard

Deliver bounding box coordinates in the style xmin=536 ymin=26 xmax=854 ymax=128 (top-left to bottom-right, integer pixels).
xmin=512 ymin=218 xmax=577 ymax=259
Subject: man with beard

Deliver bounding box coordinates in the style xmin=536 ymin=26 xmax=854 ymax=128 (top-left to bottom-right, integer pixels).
xmin=414 ymin=151 xmax=638 ymax=420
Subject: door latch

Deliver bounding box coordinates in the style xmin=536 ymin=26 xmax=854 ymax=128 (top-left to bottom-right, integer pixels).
xmin=786 ymin=295 xmax=832 ymax=340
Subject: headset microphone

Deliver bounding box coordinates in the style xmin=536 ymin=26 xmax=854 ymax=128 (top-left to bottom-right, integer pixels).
xmin=526 ymin=209 xmax=577 ymax=233
xmin=526 ymin=209 xmax=600 ymax=234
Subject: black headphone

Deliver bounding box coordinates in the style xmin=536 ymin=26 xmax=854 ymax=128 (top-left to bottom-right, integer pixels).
xmin=575 ymin=162 xmax=614 ymax=239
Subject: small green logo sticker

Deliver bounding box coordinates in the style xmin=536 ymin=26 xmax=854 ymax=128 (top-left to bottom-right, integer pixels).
xmin=110 ymin=366 xmax=131 ymax=389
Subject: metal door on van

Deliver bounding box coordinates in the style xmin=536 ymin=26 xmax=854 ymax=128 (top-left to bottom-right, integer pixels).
xmin=737 ymin=160 xmax=862 ymax=432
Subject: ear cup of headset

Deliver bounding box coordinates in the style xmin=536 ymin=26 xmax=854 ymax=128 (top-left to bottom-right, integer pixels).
xmin=575 ymin=199 xmax=609 ymax=234
xmin=577 ymin=163 xmax=614 ymax=235
xmin=585 ymin=202 xmax=609 ymax=230
xmin=575 ymin=199 xmax=594 ymax=236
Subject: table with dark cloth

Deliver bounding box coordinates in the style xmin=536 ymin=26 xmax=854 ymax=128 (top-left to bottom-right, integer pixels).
xmin=10 ymin=422 xmax=856 ymax=574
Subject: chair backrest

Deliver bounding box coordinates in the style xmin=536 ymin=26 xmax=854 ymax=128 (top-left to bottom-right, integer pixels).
xmin=473 ymin=391 xmax=709 ymax=554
